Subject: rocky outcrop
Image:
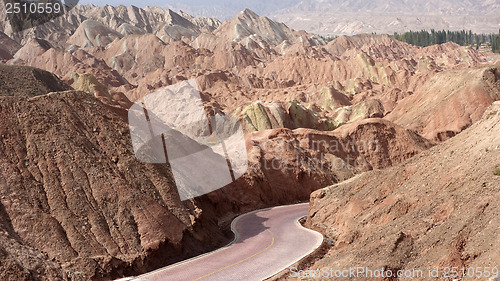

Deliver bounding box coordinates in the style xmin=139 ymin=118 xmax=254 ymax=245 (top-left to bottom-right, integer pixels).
xmin=387 ymin=66 xmax=500 ymax=141
xmin=211 ymin=116 xmax=433 ymax=216
xmin=0 ymin=64 xmax=72 ymax=97
xmin=67 ymin=19 xmax=124 ymax=48
xmin=10 ymin=45 xmax=128 ymax=94
xmin=0 ymin=64 xmax=434 ymax=280
xmin=68 ymin=72 xmax=132 ymax=109
xmin=100 ymin=33 xmax=167 ymax=81
xmin=213 ymin=8 xmax=323 ymax=51
xmin=0 ymin=90 xmax=235 ymax=280
xmin=302 ymin=101 xmax=500 ymax=280
xmin=331 ymin=99 xmax=385 ymax=124
xmin=234 ymin=100 xmax=341 ymax=132
xmin=325 ymin=34 xmax=417 ymax=60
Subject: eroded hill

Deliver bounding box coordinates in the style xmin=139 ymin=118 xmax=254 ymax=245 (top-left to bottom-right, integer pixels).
xmin=296 ymin=101 xmax=500 ymax=280
xmin=0 ymin=5 xmax=499 ymax=281
xmin=0 ymin=63 xmax=434 ymax=280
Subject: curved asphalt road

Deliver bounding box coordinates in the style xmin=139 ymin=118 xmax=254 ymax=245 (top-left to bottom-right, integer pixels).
xmin=131 ymin=203 xmax=323 ymax=281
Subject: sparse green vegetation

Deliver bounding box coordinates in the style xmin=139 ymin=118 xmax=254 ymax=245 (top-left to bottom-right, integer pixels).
xmin=393 ymin=29 xmax=500 ymax=53
xmin=319 ymin=35 xmax=338 ymax=42
xmin=325 ymin=235 xmax=336 ymax=246
xmin=492 ymin=34 xmax=500 ymax=53
xmin=494 ymin=168 xmax=500 ymax=176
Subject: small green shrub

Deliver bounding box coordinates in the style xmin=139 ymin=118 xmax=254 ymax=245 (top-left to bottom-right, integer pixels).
xmin=494 ymin=168 xmax=500 ymax=176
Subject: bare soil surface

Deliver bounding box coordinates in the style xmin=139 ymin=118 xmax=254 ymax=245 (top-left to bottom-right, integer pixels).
xmin=0 ymin=6 xmax=499 ymax=281
xmin=300 ymin=102 xmax=500 ymax=280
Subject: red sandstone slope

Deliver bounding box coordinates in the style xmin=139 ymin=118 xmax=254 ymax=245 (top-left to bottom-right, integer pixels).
xmin=0 ymin=6 xmax=499 ymax=280
xmin=0 ymin=64 xmax=435 ymax=280
xmin=216 ymin=119 xmax=433 ymax=210
xmin=0 ymin=64 xmax=72 ymax=97
xmin=0 ymin=90 xmax=233 ymax=280
xmin=2 ymin=7 xmax=493 ymax=138
xmin=297 ymin=101 xmax=500 ymax=281
xmin=387 ymin=66 xmax=500 ymax=141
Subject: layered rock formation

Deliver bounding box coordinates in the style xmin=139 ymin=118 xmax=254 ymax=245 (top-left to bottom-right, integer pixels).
xmin=0 ymin=4 xmax=221 ymax=48
xmin=300 ymin=101 xmax=500 ymax=280
xmin=2 ymin=6 xmax=496 ymax=139
xmin=0 ymin=5 xmax=499 ymax=281
xmin=0 ymin=31 xmax=20 ymax=61
xmin=0 ymin=68 xmax=230 ymax=280
xmin=387 ymin=66 xmax=500 ymax=141
xmin=0 ymin=64 xmax=434 ymax=280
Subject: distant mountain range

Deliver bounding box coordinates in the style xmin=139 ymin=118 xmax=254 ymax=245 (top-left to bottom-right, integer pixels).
xmin=159 ymin=0 xmax=303 ymax=20
xmin=271 ymin=0 xmax=500 ymax=35
xmin=152 ymin=0 xmax=500 ymax=35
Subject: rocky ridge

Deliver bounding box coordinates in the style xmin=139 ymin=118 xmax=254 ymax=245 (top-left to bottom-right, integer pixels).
xmin=0 ymin=64 xmax=435 ymax=280
xmin=0 ymin=5 xmax=499 ymax=280
xmin=296 ymin=101 xmax=500 ymax=281
xmin=2 ymin=7 xmax=496 ymax=140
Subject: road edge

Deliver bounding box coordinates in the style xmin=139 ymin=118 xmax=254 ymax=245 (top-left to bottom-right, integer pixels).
xmin=126 ymin=203 xmax=323 ymax=281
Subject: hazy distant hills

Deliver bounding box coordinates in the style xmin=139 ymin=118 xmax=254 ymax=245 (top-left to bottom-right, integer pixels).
xmin=272 ymin=0 xmax=500 ymax=35
xmin=277 ymin=0 xmax=499 ymax=15
xmin=162 ymin=0 xmax=302 ymax=20
xmin=160 ymin=0 xmax=500 ymax=35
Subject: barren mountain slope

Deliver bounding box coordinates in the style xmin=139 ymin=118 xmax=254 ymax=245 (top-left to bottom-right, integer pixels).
xmin=0 ymin=64 xmax=72 ymax=97
xmin=0 ymin=4 xmax=221 ymax=47
xmin=0 ymin=63 xmax=438 ymax=280
xmin=0 ymin=91 xmax=236 ymax=280
xmin=387 ymin=66 xmax=500 ymax=141
xmin=3 ymin=6 xmax=491 ymax=135
xmin=298 ymin=101 xmax=500 ymax=280
xmin=213 ymin=8 xmax=323 ymax=50
xmin=11 ymin=39 xmax=128 ymax=95
xmin=214 ymin=118 xmax=434 ymax=213
xmin=67 ymin=19 xmax=124 ymax=48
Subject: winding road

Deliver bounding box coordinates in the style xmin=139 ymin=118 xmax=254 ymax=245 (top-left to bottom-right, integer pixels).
xmin=131 ymin=203 xmax=323 ymax=281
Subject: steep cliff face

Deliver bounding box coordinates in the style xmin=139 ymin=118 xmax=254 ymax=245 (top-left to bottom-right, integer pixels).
xmin=0 ymin=89 xmax=235 ymax=280
xmin=0 ymin=202 xmax=65 ymax=281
